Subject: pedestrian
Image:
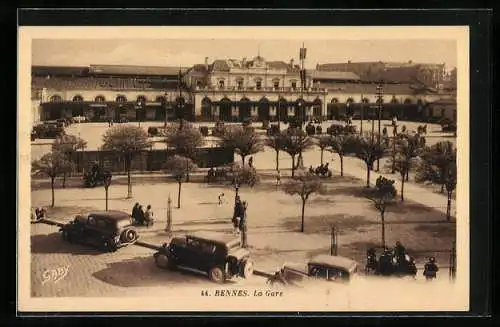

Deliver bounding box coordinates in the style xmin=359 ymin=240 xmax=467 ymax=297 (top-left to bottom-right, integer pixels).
xmin=137 ymin=205 xmax=145 ymax=225
xmin=248 ymin=156 xmax=253 ymax=168
xmin=218 ymin=192 xmax=225 ymax=206
xmin=131 ymin=203 xmax=140 ymax=224
xmin=144 ymin=205 xmax=154 ymax=226
xmin=232 ymin=197 xmax=243 ymax=234
xmin=423 ymin=257 xmax=439 ymax=280
xmin=276 ymin=170 xmax=281 ymax=187
xmin=394 ymin=241 xmax=406 ymax=266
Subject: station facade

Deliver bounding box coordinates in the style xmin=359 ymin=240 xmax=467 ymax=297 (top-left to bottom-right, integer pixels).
xmin=31 ymin=56 xmax=457 ymax=124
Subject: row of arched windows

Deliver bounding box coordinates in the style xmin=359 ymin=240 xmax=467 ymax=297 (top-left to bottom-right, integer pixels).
xmin=331 ymin=97 xmax=422 ymax=105
xmin=49 ymin=94 xmax=167 ymax=103
xmin=200 ymin=96 xmax=323 ymax=106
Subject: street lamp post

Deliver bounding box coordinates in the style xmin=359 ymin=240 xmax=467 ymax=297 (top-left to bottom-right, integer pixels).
xmin=103 ymin=173 xmax=112 ymax=211
xmin=391 ymin=118 xmax=398 ymax=174
xmin=376 ymin=82 xmax=384 ymax=171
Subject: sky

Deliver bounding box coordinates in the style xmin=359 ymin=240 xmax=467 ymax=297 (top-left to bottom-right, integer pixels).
xmin=32 ymin=39 xmax=457 ymax=71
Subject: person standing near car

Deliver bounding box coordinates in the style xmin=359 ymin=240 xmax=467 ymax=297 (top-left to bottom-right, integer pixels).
xmin=144 ymin=205 xmax=154 ymax=226
xmin=131 ymin=203 xmax=140 ymax=223
xmin=232 ymin=196 xmax=243 ymax=234
xmin=137 ymin=205 xmax=145 ymax=225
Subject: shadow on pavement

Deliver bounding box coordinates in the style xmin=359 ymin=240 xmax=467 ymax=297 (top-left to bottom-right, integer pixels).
xmin=31 ymin=232 xmax=113 ymax=256
xmin=93 ymin=256 xmax=239 ymax=288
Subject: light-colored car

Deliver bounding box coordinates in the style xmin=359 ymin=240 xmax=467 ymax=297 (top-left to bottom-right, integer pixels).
xmin=73 ymin=115 xmax=87 ymax=123
xmin=268 ymin=255 xmax=359 ymax=286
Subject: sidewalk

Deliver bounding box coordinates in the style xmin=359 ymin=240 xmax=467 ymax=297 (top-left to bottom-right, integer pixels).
xmin=339 ymin=156 xmax=456 ymax=217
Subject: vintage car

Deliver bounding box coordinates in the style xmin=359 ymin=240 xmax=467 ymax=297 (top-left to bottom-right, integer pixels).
xmin=153 ymin=231 xmax=254 ymax=284
xmin=59 ymin=211 xmax=138 ymax=252
xmin=268 ymin=255 xmax=359 ymax=286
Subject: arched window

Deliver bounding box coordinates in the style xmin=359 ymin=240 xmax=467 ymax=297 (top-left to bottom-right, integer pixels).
xmin=331 ymin=98 xmax=339 ymax=104
xmin=235 ymin=77 xmax=244 ymax=90
xmin=50 ymin=95 xmax=62 ymax=103
xmin=95 ymin=95 xmax=106 ymax=103
xmin=72 ymin=95 xmax=83 ymax=102
xmin=362 ymin=98 xmax=369 ymax=104
xmin=390 ymin=97 xmax=399 ymax=104
xmin=346 ymin=97 xmax=355 ymax=104
xmin=254 ymin=78 xmax=262 ymax=90
xmin=404 ymin=98 xmax=413 ymax=105
xmin=155 ymin=96 xmax=166 ymax=103
xmin=116 ymin=95 xmax=127 ymax=103
xmin=273 ymin=79 xmax=280 ymax=90
xmin=136 ymin=95 xmax=147 ymax=105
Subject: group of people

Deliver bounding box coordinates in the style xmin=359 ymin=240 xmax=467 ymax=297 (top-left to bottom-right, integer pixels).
xmin=131 ymin=203 xmax=154 ymax=226
xmin=309 ymin=162 xmax=331 ymax=177
xmin=366 ymin=241 xmax=439 ymax=280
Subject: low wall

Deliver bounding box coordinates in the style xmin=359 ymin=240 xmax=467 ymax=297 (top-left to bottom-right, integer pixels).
xmin=70 ymin=147 xmax=234 ymax=173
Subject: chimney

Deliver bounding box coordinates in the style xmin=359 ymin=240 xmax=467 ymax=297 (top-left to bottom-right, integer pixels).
xmin=348 ymin=60 xmax=351 ymax=64
xmin=205 ymin=57 xmax=209 ymax=70
xmin=290 ymin=58 xmax=294 ymax=67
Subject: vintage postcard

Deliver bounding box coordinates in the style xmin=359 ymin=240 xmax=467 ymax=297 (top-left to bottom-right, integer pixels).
xmin=19 ymin=26 xmax=469 ymax=312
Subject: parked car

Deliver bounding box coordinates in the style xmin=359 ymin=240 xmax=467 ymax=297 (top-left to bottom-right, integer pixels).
xmin=267 ymin=255 xmax=359 ymax=286
xmin=153 ymin=231 xmax=254 ymax=283
xmin=59 ymin=211 xmax=138 ymax=252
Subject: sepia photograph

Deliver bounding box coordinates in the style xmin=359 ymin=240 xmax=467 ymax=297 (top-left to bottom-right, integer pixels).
xmin=18 ymin=26 xmax=469 ymax=312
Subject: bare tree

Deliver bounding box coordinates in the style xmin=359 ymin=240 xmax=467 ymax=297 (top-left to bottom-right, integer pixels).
xmin=265 ymin=133 xmax=285 ymax=171
xmin=32 ymin=151 xmax=72 ymax=207
xmin=282 ymin=170 xmax=324 ymax=232
xmin=349 ymin=132 xmax=387 ymax=187
xmin=220 ymin=125 xmax=263 ymax=167
xmin=279 ymin=128 xmax=314 ymax=177
xmin=164 ymin=155 xmax=198 ymax=209
xmin=52 ymin=134 xmax=87 ymax=188
xmin=328 ymin=134 xmax=353 ymax=177
xmin=102 ymin=125 xmax=151 ymax=198
xmin=367 ymin=176 xmax=397 ymax=247
xmin=316 ymin=135 xmax=332 ymax=165
xmin=165 ymin=121 xmax=203 ymax=182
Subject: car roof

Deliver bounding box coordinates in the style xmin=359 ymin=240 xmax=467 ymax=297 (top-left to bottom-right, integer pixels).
xmin=87 ymin=210 xmax=131 ymax=221
xmin=309 ymin=255 xmax=358 ymax=272
xmin=187 ymin=231 xmax=239 ymax=247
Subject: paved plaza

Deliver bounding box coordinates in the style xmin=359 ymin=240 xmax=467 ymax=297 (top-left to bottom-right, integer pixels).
xmin=29 ymin=120 xmax=457 ymax=297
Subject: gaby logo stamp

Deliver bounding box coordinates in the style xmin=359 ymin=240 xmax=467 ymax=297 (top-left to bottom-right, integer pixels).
xmin=41 ymin=265 xmax=70 ymax=285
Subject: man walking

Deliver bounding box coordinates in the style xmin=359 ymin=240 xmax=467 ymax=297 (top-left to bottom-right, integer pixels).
xmin=144 ymin=204 xmax=154 ymax=227
xmin=218 ymin=193 xmax=225 ymax=206
xmin=232 ymin=196 xmax=244 ymax=234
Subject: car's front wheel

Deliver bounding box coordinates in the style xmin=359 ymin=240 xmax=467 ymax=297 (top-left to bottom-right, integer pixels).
xmin=240 ymin=259 xmax=254 ymax=279
xmin=121 ymin=229 xmax=138 ymax=243
xmin=154 ymin=252 xmax=173 ymax=270
xmin=208 ymin=266 xmax=226 ymax=284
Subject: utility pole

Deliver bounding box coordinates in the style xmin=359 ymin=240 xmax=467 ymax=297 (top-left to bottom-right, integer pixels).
xmin=360 ymin=94 xmax=364 ymax=135
xmin=299 ymin=42 xmax=307 ymax=127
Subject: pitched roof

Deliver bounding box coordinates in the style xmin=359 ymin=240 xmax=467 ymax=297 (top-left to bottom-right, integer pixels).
xmin=312 ymin=71 xmax=360 ymax=81
xmin=32 ymin=66 xmax=88 ymax=76
xmin=88 ymin=64 xmax=188 ymax=76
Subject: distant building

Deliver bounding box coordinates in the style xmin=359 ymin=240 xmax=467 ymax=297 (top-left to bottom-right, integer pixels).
xmin=30 ymin=56 xmax=456 ymax=124
xmin=427 ymin=98 xmax=457 ymax=122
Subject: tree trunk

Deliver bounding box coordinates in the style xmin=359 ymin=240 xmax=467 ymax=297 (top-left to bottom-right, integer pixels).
xmin=339 ymin=154 xmax=344 ymax=177
xmin=320 ymin=149 xmax=324 ymax=165
xmin=366 ymin=163 xmax=371 ymax=187
xmin=401 ymin=174 xmax=405 ymax=201
xmin=62 ymin=172 xmax=67 ymax=188
xmin=51 ymin=177 xmax=55 ymax=207
xmin=241 ymin=155 xmax=246 ymax=167
xmin=275 ymin=150 xmax=279 ymax=171
xmin=446 ymin=190 xmax=452 ymax=221
xmin=177 ymin=181 xmax=182 ymax=209
xmin=301 ymin=199 xmax=306 ymax=233
xmin=406 ymin=170 xmax=409 ymax=182
xmin=291 ymin=155 xmax=296 ymax=177
xmin=381 ymin=210 xmax=386 ymax=248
